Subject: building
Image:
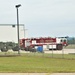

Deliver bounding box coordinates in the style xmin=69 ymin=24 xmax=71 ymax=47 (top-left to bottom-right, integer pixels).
xmin=0 ymin=24 xmax=25 ymax=43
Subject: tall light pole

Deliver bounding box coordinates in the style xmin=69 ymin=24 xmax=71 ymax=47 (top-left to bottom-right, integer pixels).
xmin=15 ymin=4 xmax=21 ymax=54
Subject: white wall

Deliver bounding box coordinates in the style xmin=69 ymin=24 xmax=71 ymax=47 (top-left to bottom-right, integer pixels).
xmin=0 ymin=24 xmax=25 ymax=43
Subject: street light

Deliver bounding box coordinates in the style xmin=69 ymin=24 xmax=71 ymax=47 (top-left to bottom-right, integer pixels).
xmin=15 ymin=4 xmax=21 ymax=54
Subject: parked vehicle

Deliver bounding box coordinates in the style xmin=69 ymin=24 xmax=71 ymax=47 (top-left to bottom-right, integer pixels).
xmin=20 ymin=37 xmax=68 ymax=51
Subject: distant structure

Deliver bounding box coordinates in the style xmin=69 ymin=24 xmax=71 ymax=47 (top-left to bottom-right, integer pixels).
xmin=0 ymin=24 xmax=25 ymax=43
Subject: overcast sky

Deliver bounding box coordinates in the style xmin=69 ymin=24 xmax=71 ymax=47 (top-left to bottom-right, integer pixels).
xmin=0 ymin=0 xmax=75 ymax=38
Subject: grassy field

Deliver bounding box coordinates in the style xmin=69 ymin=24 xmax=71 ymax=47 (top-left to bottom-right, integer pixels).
xmin=0 ymin=53 xmax=75 ymax=73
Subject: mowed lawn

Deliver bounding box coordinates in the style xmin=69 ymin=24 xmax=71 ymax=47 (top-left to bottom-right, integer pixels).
xmin=0 ymin=53 xmax=75 ymax=73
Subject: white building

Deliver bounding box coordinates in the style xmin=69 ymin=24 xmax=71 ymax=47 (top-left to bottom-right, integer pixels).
xmin=0 ymin=24 xmax=25 ymax=43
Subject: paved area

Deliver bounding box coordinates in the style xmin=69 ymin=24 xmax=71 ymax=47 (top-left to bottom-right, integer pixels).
xmin=0 ymin=73 xmax=75 ymax=75
xmin=44 ymin=49 xmax=75 ymax=54
xmin=7 ymin=49 xmax=75 ymax=54
xmin=51 ymin=73 xmax=75 ymax=75
xmin=19 ymin=49 xmax=75 ymax=54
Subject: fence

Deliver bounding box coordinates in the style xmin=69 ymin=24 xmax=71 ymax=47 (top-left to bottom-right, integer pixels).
xmin=0 ymin=44 xmax=75 ymax=59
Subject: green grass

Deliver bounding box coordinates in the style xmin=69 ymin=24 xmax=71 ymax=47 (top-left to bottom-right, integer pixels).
xmin=0 ymin=53 xmax=75 ymax=73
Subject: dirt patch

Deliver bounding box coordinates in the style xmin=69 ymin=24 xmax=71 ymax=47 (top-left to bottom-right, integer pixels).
xmin=0 ymin=54 xmax=20 ymax=57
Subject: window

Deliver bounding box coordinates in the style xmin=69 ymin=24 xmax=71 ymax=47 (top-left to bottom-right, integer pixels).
xmin=64 ymin=40 xmax=66 ymax=42
xmin=61 ymin=40 xmax=62 ymax=42
xmin=12 ymin=25 xmax=15 ymax=28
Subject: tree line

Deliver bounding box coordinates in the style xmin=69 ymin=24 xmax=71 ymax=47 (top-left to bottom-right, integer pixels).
xmin=67 ymin=37 xmax=75 ymax=44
